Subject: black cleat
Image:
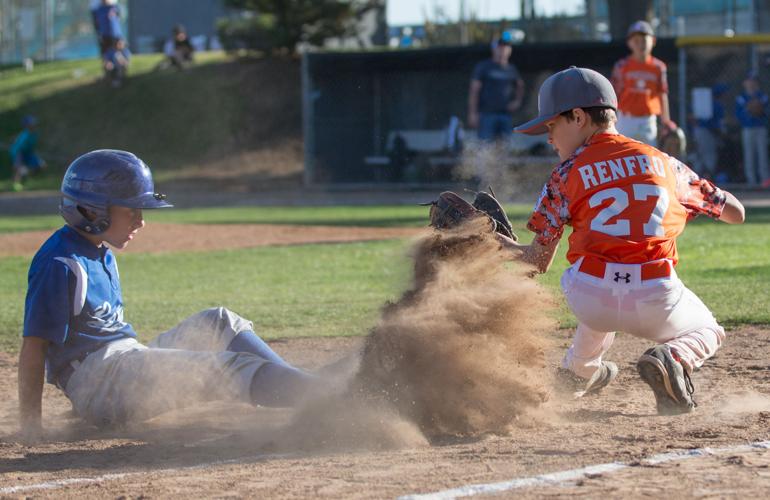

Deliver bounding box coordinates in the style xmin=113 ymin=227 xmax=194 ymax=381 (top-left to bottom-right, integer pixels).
xmin=637 ymin=345 xmax=696 ymax=415
xmin=557 ymin=361 xmax=618 ymax=398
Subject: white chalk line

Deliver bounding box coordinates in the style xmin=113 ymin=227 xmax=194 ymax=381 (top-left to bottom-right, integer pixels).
xmin=5 ymin=440 xmax=770 ymax=496
xmin=398 ymin=439 xmax=770 ymax=500
xmin=0 ymin=451 xmax=297 ymax=494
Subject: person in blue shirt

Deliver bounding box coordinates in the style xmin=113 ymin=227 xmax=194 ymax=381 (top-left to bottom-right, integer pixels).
xmin=693 ymin=83 xmax=728 ymax=179
xmin=18 ymin=150 xmax=324 ymax=442
xmin=93 ymin=0 xmax=123 ymax=55
xmin=467 ymin=34 xmax=525 ymax=143
xmin=103 ymin=38 xmax=130 ymax=87
xmin=10 ymin=115 xmax=46 ymax=192
xmin=735 ymin=72 xmax=769 ymax=186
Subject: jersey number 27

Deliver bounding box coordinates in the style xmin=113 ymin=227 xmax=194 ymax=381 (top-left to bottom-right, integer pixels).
xmin=589 ymin=184 xmax=669 ymax=237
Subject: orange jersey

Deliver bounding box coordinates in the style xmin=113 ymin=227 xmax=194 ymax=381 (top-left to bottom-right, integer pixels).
xmin=527 ymin=133 xmax=726 ymax=266
xmin=611 ymin=55 xmax=668 ymax=117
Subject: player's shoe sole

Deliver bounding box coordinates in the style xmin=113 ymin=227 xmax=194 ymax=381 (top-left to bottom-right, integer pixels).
xmin=637 ymin=345 xmax=696 ymax=416
xmin=557 ymin=361 xmax=618 ymax=398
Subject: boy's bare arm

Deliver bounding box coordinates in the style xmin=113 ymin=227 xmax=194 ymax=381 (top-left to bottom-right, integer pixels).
xmin=661 ymin=92 xmax=672 ymax=124
xmin=719 ymin=191 xmax=746 ymax=224
xmin=18 ymin=336 xmax=49 ymax=440
xmin=498 ymin=235 xmax=560 ymax=274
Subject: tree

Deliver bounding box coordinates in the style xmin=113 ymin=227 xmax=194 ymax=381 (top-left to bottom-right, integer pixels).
xmin=221 ymin=0 xmax=355 ymax=52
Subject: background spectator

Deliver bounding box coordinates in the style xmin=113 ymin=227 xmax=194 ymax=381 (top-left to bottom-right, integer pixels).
xmin=93 ymin=0 xmax=123 ymax=56
xmin=9 ymin=115 xmax=46 ymax=192
xmin=103 ymin=38 xmax=131 ymax=88
xmin=611 ymin=20 xmax=672 ymax=147
xmin=735 ymin=71 xmax=769 ymax=186
xmin=162 ymin=25 xmax=195 ymax=70
xmin=467 ymin=33 xmax=524 ymax=143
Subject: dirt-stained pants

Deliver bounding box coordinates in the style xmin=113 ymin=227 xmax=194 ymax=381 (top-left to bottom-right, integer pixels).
xmin=64 ymin=307 xmax=267 ymax=426
xmin=560 ymin=259 xmax=725 ymax=379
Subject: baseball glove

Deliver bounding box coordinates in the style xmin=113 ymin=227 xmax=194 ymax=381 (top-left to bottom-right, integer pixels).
xmin=425 ymin=190 xmax=518 ymax=241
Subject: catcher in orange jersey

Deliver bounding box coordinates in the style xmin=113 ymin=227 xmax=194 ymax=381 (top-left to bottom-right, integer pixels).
xmin=503 ymin=67 xmax=745 ymax=415
xmin=611 ymin=20 xmax=673 ymax=147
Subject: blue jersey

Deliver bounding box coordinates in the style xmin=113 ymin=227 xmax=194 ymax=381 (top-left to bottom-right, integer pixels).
xmin=94 ymin=4 xmax=122 ymax=39
xmin=472 ymin=59 xmax=521 ymax=114
xmin=735 ymin=91 xmax=769 ymax=128
xmin=23 ymin=225 xmax=137 ymax=385
xmin=9 ymin=129 xmax=37 ymax=158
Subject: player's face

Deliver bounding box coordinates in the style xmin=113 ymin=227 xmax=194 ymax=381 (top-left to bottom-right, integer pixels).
xmin=627 ymin=34 xmax=654 ymax=56
xmin=493 ymin=44 xmax=511 ymax=63
xmin=103 ymin=205 xmax=144 ymax=249
xmin=545 ymin=114 xmax=584 ymax=161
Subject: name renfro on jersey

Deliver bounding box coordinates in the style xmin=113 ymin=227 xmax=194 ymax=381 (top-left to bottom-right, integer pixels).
xmin=577 ymin=153 xmax=668 ymax=190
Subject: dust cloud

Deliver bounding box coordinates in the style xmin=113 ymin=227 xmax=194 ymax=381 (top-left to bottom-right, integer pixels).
xmin=354 ymin=217 xmax=556 ymax=438
xmin=453 ymin=140 xmax=554 ymax=200
xmin=716 ymin=390 xmax=770 ymax=415
xmin=279 ymin=218 xmax=557 ymax=450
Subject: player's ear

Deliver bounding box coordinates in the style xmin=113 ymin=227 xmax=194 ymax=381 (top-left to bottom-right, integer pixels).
xmin=572 ymin=108 xmax=587 ymax=127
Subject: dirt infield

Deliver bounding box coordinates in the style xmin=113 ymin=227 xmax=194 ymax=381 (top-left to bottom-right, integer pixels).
xmin=2 ymin=329 xmax=770 ymax=497
xmin=0 ymin=223 xmax=425 ymax=257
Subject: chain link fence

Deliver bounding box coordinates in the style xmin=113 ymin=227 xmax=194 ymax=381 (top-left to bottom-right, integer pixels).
xmin=0 ymin=0 xmax=112 ymax=64
xmin=677 ymin=35 xmax=770 ymax=187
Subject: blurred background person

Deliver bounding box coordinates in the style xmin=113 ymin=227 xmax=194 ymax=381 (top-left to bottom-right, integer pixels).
xmin=103 ymin=39 xmax=131 ymax=88
xmin=163 ymin=25 xmax=195 ymax=70
xmin=467 ymin=33 xmax=524 ymax=143
xmin=93 ymin=0 xmax=123 ymax=56
xmin=9 ymin=116 xmax=46 ymax=192
xmin=611 ymin=20 xmax=672 ymax=146
xmin=735 ymin=71 xmax=769 ymax=187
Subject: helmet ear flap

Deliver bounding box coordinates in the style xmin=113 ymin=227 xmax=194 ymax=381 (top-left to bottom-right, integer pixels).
xmin=76 ymin=205 xmax=110 ymax=234
xmin=60 ymin=197 xmax=110 ymax=235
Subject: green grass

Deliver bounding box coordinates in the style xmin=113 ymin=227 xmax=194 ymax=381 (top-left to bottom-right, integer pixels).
xmin=0 ymin=204 xmax=768 ymax=352
xmin=0 ymin=239 xmax=412 ymax=352
xmin=0 ymin=205 xmax=536 ymax=233
xmin=0 ymin=52 xmax=300 ymax=189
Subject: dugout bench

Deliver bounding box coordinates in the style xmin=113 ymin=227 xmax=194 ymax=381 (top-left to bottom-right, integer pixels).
xmin=364 ymin=129 xmax=550 ymax=183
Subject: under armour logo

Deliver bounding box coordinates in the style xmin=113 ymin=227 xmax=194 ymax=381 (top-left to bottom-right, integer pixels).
xmin=614 ymin=272 xmax=631 ymax=283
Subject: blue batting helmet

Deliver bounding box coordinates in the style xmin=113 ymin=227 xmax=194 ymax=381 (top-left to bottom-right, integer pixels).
xmin=60 ymin=149 xmax=172 ymax=234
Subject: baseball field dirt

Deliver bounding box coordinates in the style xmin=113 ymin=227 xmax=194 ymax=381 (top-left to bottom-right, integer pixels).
xmin=1 ymin=224 xmax=769 ymax=497
xmin=2 ymin=329 xmax=769 ymax=498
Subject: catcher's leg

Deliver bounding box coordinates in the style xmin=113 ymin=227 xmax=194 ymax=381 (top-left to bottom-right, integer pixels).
xmin=559 ymin=266 xmax=619 ymax=396
xmin=629 ymin=278 xmax=724 ymax=415
xmin=562 ymin=323 xmax=616 ymax=379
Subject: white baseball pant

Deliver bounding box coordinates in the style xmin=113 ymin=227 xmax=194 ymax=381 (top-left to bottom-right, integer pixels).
xmin=617 ymin=112 xmax=658 ymax=147
xmin=64 ymin=307 xmax=268 ymax=426
xmin=560 ymin=258 xmax=725 ymax=379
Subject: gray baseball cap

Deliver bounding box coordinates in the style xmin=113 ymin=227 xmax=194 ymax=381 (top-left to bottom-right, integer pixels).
xmin=627 ymin=20 xmax=655 ymax=38
xmin=514 ymin=66 xmax=618 ymax=135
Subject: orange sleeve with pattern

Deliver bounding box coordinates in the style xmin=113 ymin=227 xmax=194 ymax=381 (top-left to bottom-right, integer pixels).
xmin=673 ymin=159 xmax=726 ymax=219
xmin=527 ymin=162 xmax=572 ymax=245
